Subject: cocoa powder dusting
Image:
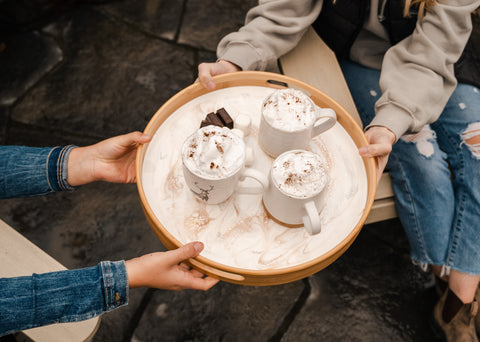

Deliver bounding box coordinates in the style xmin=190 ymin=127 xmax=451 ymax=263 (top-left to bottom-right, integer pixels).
xmin=285 ymin=173 xmax=294 ymax=185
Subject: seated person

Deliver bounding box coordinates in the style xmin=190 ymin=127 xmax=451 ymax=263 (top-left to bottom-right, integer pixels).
xmin=198 ymin=1 xmax=480 ymax=341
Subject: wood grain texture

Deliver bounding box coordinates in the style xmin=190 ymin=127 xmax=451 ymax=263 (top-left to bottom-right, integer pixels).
xmin=0 ymin=219 xmax=100 ymax=341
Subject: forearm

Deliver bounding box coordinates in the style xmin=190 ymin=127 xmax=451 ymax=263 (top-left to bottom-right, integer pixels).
xmin=0 ymin=261 xmax=128 ymax=335
xmin=217 ymin=0 xmax=323 ymax=71
xmin=0 ymin=145 xmax=76 ymax=199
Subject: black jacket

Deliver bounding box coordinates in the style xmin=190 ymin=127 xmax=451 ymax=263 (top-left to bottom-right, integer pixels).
xmin=312 ymin=0 xmax=480 ymax=87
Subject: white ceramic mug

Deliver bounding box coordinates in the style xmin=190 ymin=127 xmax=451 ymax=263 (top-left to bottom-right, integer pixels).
xmin=252 ymin=150 xmax=329 ymax=235
xmin=182 ymin=126 xmax=267 ymax=204
xmin=258 ymin=88 xmax=336 ymax=158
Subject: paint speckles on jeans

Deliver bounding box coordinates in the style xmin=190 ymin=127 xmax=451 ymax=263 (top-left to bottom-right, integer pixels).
xmin=400 ymin=125 xmax=436 ymax=158
xmin=369 ymin=90 xmax=377 ymax=97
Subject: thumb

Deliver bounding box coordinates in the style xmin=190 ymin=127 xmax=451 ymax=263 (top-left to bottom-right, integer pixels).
xmin=122 ymin=131 xmax=151 ymax=146
xmin=167 ymin=242 xmax=204 ymax=264
xmin=135 ymin=132 xmax=152 ymax=144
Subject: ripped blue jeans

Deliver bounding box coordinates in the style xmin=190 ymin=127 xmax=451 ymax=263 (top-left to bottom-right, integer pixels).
xmin=341 ymin=60 xmax=480 ymax=275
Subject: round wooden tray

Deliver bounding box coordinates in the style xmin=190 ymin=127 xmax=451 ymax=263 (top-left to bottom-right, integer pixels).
xmin=136 ymin=71 xmax=377 ymax=286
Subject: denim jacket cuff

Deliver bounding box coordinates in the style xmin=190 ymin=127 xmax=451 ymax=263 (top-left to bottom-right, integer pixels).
xmin=100 ymin=261 xmax=129 ymax=311
xmin=47 ymin=145 xmax=78 ymax=192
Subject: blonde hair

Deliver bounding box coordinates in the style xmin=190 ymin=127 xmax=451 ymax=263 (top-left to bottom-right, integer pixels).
xmin=403 ymin=0 xmax=437 ymax=18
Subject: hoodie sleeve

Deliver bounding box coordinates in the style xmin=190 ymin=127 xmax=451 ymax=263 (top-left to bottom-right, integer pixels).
xmin=369 ymin=0 xmax=480 ymax=140
xmin=217 ymin=0 xmax=323 ymax=71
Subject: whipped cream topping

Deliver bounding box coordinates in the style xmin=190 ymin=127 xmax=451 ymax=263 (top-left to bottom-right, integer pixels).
xmin=182 ymin=126 xmax=245 ymax=179
xmin=272 ymin=150 xmax=328 ymax=198
xmin=262 ymin=88 xmax=318 ymax=131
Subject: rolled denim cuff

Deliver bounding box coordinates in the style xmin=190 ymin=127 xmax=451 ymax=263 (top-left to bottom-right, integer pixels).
xmin=47 ymin=145 xmax=77 ymax=192
xmin=100 ymin=261 xmax=129 ymax=311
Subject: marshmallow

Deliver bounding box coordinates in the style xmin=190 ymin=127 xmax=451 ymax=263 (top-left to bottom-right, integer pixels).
xmin=234 ymin=114 xmax=251 ymax=136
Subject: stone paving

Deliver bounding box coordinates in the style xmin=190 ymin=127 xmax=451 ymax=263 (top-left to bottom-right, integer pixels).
xmin=0 ymin=1 xmax=459 ymax=341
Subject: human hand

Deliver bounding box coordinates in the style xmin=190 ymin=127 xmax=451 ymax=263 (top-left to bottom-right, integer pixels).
xmin=198 ymin=59 xmax=241 ymax=90
xmin=358 ymin=126 xmax=396 ymax=184
xmin=67 ymin=131 xmax=151 ymax=186
xmin=125 ymin=242 xmax=219 ymax=291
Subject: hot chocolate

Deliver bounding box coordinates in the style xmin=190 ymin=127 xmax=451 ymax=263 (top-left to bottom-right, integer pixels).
xmin=271 ymin=150 xmax=328 ymax=198
xmin=182 ymin=126 xmax=245 ymax=179
xmin=262 ymin=88 xmax=318 ymax=131
xmin=258 ymin=88 xmax=337 ymax=158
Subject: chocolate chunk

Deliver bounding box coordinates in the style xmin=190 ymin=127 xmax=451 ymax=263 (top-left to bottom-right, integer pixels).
xmin=200 ymin=120 xmax=214 ymax=128
xmin=206 ymin=112 xmax=224 ymax=127
xmin=216 ymin=108 xmax=234 ymax=129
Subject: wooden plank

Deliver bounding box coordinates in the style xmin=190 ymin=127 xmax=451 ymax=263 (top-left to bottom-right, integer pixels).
xmin=0 ymin=219 xmax=100 ymax=342
xmin=365 ymin=198 xmax=398 ymax=224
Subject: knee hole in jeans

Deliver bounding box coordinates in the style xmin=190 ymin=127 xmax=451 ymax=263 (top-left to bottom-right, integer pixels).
xmin=460 ymin=122 xmax=480 ymax=159
xmin=400 ymin=125 xmax=436 ymax=158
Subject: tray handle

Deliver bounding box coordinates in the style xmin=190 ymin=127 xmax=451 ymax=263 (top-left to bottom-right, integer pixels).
xmin=189 ymin=258 xmax=245 ymax=282
xmin=266 ymin=79 xmax=312 ymax=97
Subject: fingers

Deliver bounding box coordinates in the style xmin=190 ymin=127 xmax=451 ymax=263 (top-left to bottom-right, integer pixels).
xmin=173 ymin=245 xmax=219 ymax=290
xmin=178 ymin=262 xmax=190 ymax=271
xmin=184 ymin=275 xmax=219 ymax=291
xmin=358 ymin=143 xmax=392 ymax=157
xmin=165 ymin=241 xmax=204 ymax=265
xmin=358 ymin=126 xmax=395 ymax=158
xmin=177 ymin=262 xmax=219 ymax=290
xmin=358 ymin=126 xmax=395 ymax=186
xmin=198 ymin=63 xmax=218 ymax=90
xmin=188 ymin=268 xmax=205 ymax=279
xmin=177 ymin=262 xmax=204 ymax=276
xmin=198 ymin=60 xmax=241 ymax=91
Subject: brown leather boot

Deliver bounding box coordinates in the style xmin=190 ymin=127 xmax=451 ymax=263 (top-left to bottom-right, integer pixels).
xmin=434 ymin=289 xmax=479 ymax=342
xmin=435 ymin=276 xmax=448 ymax=297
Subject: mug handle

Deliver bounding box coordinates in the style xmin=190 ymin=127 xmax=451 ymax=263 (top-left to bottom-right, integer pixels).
xmin=312 ymin=108 xmax=336 ymax=136
xmin=302 ymin=201 xmax=321 ymax=235
xmin=236 ymin=168 xmax=268 ymax=194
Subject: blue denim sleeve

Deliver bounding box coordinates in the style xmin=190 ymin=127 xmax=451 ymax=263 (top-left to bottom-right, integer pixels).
xmin=0 ymin=145 xmax=77 ymax=199
xmin=0 ymin=261 xmax=129 ymax=335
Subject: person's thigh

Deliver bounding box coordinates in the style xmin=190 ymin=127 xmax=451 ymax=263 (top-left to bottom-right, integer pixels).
xmin=431 ymin=83 xmax=480 ymax=274
xmin=340 ymin=60 xmax=454 ymax=266
xmin=388 ymin=127 xmax=454 ymax=266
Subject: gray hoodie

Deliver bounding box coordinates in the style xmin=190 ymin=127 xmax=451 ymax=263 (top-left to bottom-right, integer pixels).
xmin=217 ymin=0 xmax=479 ymax=139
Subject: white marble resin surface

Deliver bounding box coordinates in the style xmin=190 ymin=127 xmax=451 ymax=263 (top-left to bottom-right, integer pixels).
xmin=142 ymin=86 xmax=367 ymax=270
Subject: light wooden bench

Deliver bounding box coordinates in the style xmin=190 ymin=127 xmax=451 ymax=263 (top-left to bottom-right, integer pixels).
xmin=279 ymin=27 xmax=397 ymax=224
xmin=0 ymin=219 xmax=100 ymax=342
